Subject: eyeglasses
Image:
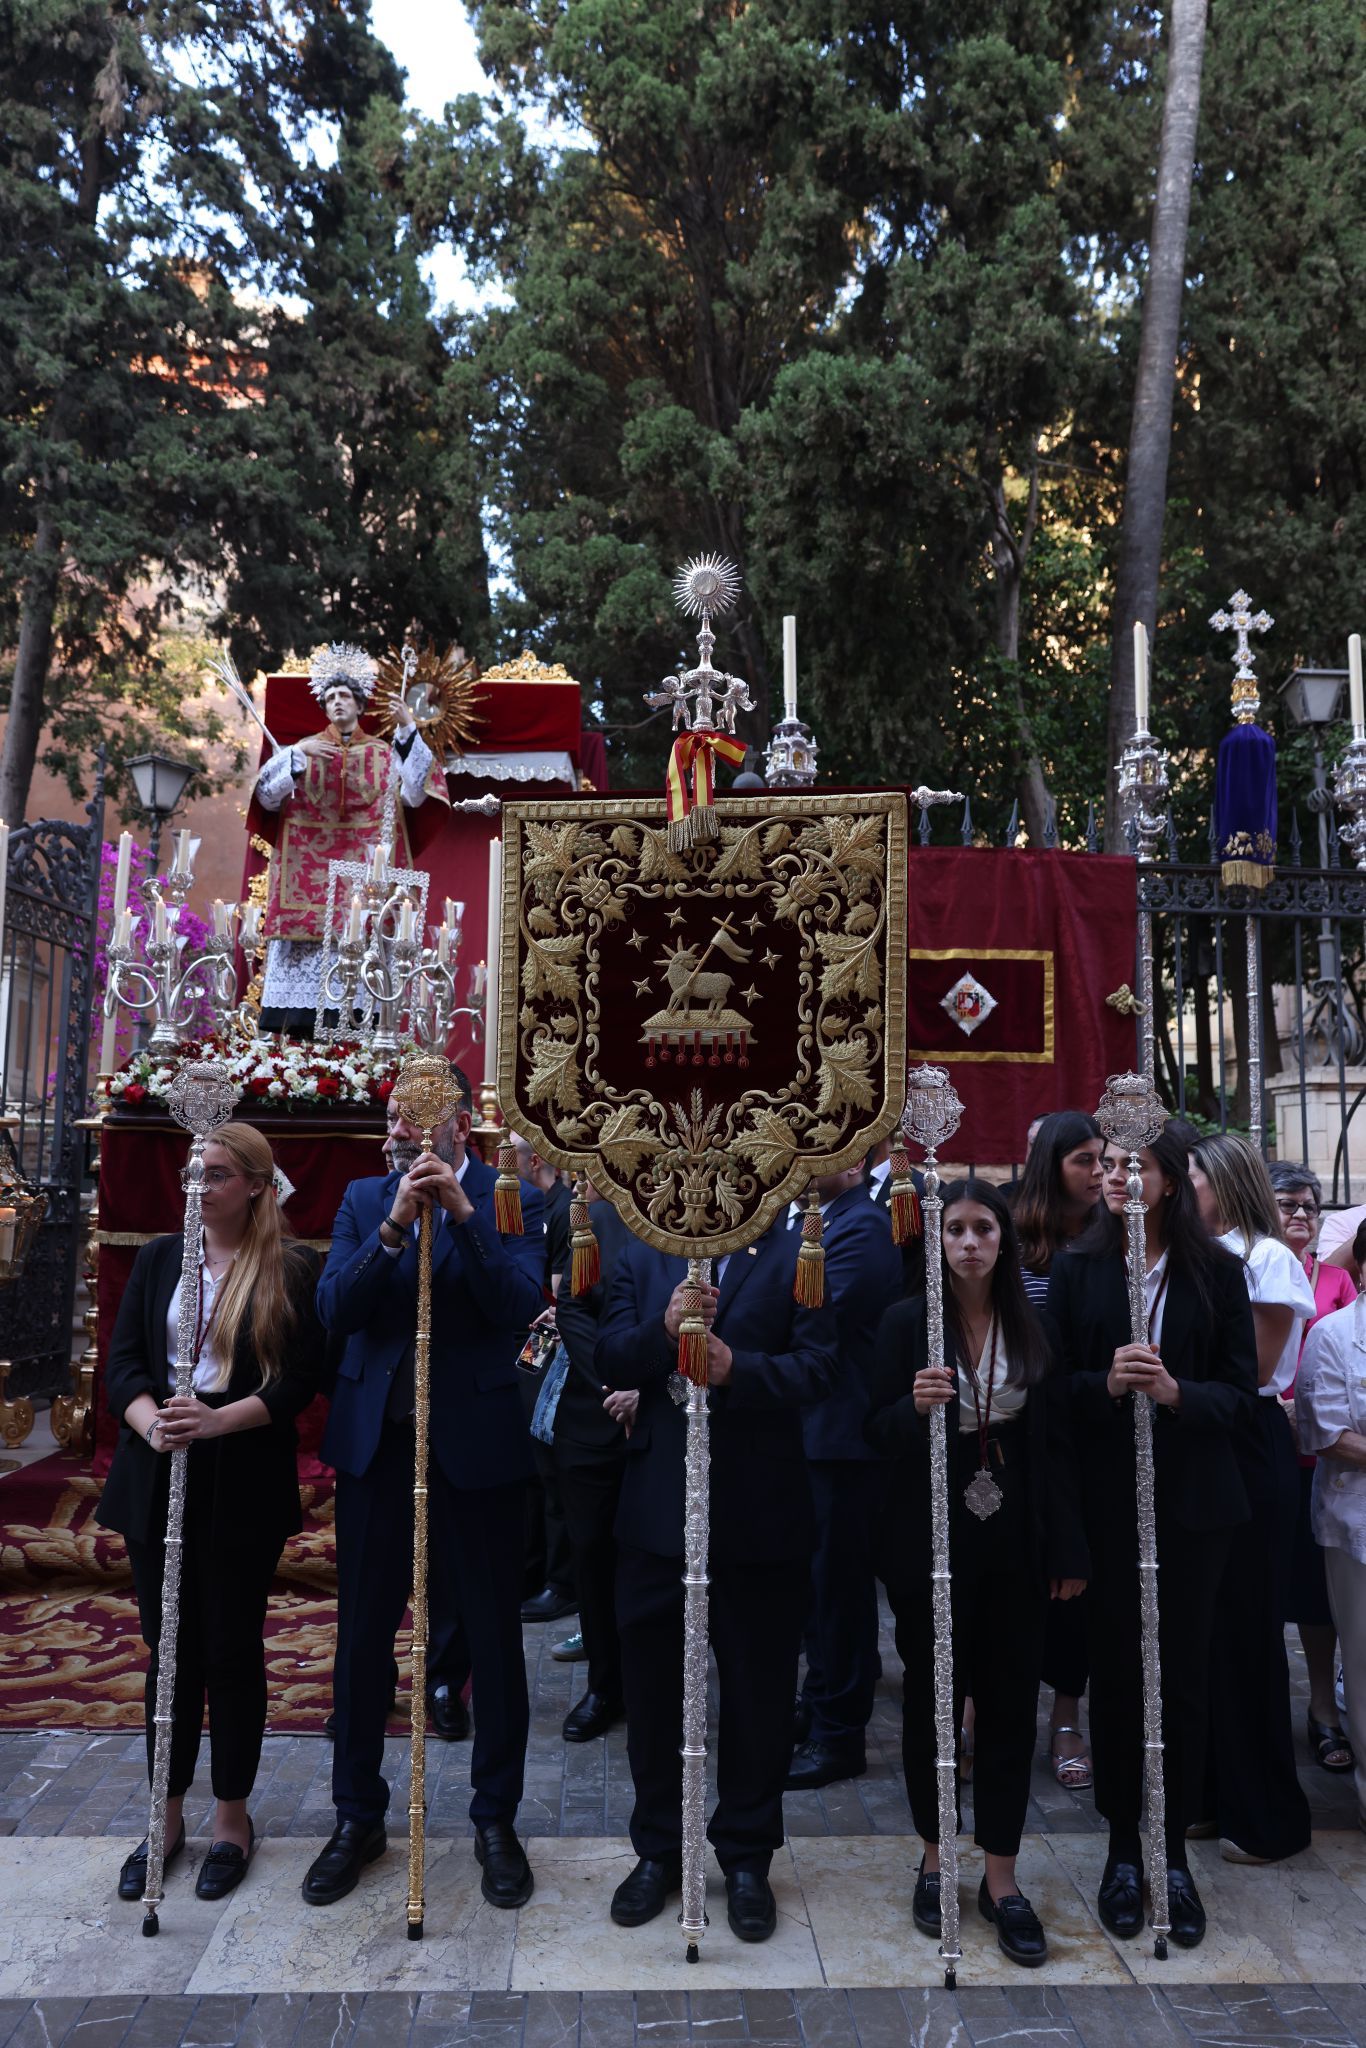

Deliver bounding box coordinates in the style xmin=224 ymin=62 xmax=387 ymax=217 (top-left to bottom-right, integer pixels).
xmin=1276 ymin=1198 xmax=1319 ymax=1219
xmin=180 ymin=1167 xmax=241 ymax=1192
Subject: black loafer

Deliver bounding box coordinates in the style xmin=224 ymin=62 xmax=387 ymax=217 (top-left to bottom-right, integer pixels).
xmin=978 ymin=1877 xmax=1047 ymax=1966
xmin=562 ymin=1691 xmax=624 ymax=1743
xmin=725 ymin=1869 xmax=777 ymax=1943
xmin=911 ymin=1857 xmax=941 ymax=1937
xmin=428 ymin=1684 xmax=471 ymax=1741
xmin=784 ymin=1741 xmax=866 ymax=1792
xmin=302 ymin=1819 xmax=387 ymax=1905
xmin=1166 ymin=1866 xmax=1206 ymax=1949
xmin=196 ymin=1820 xmax=255 ymax=1901
xmin=520 ymin=1586 xmax=578 ymax=1624
xmin=118 ymin=1821 xmax=186 ymax=1901
xmin=1097 ymin=1855 xmax=1143 ymax=1938
xmin=475 ymin=1820 xmax=534 ymax=1908
xmin=610 ymin=1856 xmax=681 ymax=1926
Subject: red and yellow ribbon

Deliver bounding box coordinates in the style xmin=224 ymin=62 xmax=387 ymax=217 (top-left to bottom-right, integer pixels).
xmin=665 ymin=729 xmax=748 ymax=849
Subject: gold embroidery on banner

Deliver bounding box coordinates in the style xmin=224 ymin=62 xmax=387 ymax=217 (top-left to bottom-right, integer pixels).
xmin=906 ymin=946 xmax=1056 ymax=1065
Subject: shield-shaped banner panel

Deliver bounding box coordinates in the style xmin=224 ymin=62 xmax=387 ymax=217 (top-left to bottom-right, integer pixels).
xmin=498 ymin=790 xmax=909 ymax=1255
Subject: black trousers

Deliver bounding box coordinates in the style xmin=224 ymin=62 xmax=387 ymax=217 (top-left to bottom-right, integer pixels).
xmin=1205 ymin=1399 xmax=1312 ymax=1859
xmin=801 ymin=1459 xmax=883 ymax=1751
xmin=126 ymin=1497 xmax=282 ymax=1803
xmin=890 ymin=1427 xmax=1044 ymax=1857
xmin=1087 ymin=1492 xmax=1230 ymax=1871
xmin=1041 ymin=1590 xmax=1090 ymax=1700
xmin=332 ymin=1422 xmax=528 ymax=1829
xmin=617 ymin=1543 xmax=809 ymax=1873
xmin=520 ymin=1375 xmax=575 ymax=1598
xmin=553 ymin=1438 xmax=627 ymax=1701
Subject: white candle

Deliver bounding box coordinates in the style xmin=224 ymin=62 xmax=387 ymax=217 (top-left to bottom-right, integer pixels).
xmin=368 ymin=842 xmax=386 ymax=886
xmin=0 ymin=820 xmax=9 ymax=982
xmin=1133 ymin=620 xmax=1149 ymax=734
xmin=211 ymin=899 xmax=232 ymax=940
xmin=397 ymin=896 xmax=416 ymax=944
xmin=174 ymin=829 xmax=192 ymax=877
xmin=346 ymin=891 xmax=363 ymax=944
xmin=437 ymin=924 xmax=451 ymax=966
xmin=115 ymin=907 xmax=134 ymax=950
xmin=239 ymin=902 xmax=261 ymax=949
xmin=485 ymin=836 xmax=502 ymax=1082
xmin=153 ymin=896 xmax=168 ymax=946
xmin=1350 ymin=633 xmax=1364 ymax=734
xmin=782 ymin=615 xmax=798 ymax=722
xmin=100 ymin=831 xmax=135 ymax=1073
xmin=445 ymin=897 xmax=464 ymax=930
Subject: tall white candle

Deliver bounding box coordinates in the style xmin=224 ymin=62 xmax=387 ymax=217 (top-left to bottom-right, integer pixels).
xmin=782 ymin=615 xmax=798 ymax=722
xmin=100 ymin=833 xmax=133 ymax=1074
xmin=1350 ymin=633 xmax=1364 ymax=734
xmin=0 ymin=820 xmax=9 ymax=970
xmin=397 ymin=896 xmax=416 ymax=944
xmin=211 ymin=899 xmax=231 ymax=940
xmin=485 ymin=836 xmax=502 ymax=1085
xmin=346 ymin=892 xmax=363 ymax=944
xmin=1133 ymin=620 xmax=1149 ymax=734
xmin=153 ymin=896 xmax=168 ymax=946
xmin=369 ymin=842 xmax=386 ymax=886
xmin=115 ymin=907 xmax=134 ymax=951
xmin=240 ymin=902 xmax=262 ymax=950
xmin=437 ymin=924 xmax=451 ymax=967
xmin=174 ymin=829 xmax=192 ymax=877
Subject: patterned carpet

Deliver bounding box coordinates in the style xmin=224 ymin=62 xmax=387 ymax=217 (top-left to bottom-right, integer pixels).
xmin=0 ymin=1453 xmax=350 ymax=1733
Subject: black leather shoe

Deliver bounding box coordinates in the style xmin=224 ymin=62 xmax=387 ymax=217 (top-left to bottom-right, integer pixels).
xmin=978 ymin=1877 xmax=1047 ymax=1966
xmin=784 ymin=1740 xmax=866 ymax=1792
xmin=793 ymin=1694 xmax=812 ymax=1745
xmin=520 ymin=1586 xmax=578 ymax=1624
xmin=428 ymin=1684 xmax=471 ymax=1741
xmin=1097 ymin=1855 xmax=1143 ymax=1938
xmin=302 ymin=1819 xmax=387 ymax=1905
xmin=610 ymin=1856 xmax=681 ymax=1926
xmin=118 ymin=1821 xmax=186 ymax=1901
xmin=725 ymin=1869 xmax=777 ymax=1943
xmin=562 ymin=1691 xmax=624 ymax=1743
xmin=475 ymin=1820 xmax=534 ymax=1908
xmin=1166 ymin=1866 xmax=1207 ymax=1949
xmin=911 ymin=1857 xmax=941 ymax=1937
xmin=196 ymin=1820 xmax=255 ymax=1901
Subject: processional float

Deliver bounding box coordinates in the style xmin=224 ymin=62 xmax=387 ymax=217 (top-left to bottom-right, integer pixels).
xmin=498 ymin=556 xmax=909 ymax=1959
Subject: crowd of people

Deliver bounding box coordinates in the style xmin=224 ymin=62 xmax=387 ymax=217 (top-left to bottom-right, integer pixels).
xmin=96 ymin=1066 xmax=1366 ymax=1964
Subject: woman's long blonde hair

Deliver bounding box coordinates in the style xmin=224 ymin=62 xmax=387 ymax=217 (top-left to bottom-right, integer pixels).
xmin=199 ymin=1122 xmax=298 ymax=1390
xmin=1191 ymin=1131 xmax=1284 ymax=1249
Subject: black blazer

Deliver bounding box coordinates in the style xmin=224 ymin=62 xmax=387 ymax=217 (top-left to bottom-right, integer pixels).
xmin=97 ymin=1234 xmax=325 ymax=1550
xmin=595 ymin=1222 xmax=839 ymax=1562
xmin=553 ymin=1201 xmax=633 ymax=1452
xmin=864 ymin=1293 xmax=1089 ymax=1586
xmin=1045 ymin=1242 xmax=1258 ymax=1537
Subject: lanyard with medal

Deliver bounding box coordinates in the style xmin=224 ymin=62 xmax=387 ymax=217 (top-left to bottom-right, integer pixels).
xmin=962 ymin=1318 xmax=1003 ymax=1520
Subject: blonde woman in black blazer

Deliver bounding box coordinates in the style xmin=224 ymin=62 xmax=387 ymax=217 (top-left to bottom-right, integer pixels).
xmin=98 ymin=1122 xmax=324 ymax=1905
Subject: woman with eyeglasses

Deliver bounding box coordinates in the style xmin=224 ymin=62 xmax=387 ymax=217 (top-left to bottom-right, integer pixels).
xmin=98 ymin=1122 xmax=325 ymax=1905
xmin=1187 ymin=1134 xmax=1316 ymax=1866
xmin=1266 ymin=1162 xmax=1356 ymax=1779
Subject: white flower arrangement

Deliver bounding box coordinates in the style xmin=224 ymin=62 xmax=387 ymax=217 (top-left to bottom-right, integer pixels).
xmin=98 ymin=1034 xmax=400 ymax=1112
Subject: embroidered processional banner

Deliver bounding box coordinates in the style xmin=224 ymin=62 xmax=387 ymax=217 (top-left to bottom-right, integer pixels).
xmin=498 ymin=790 xmax=909 ymax=1254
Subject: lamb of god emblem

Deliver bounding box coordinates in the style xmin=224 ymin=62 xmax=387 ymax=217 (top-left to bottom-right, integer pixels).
xmin=643 ymin=917 xmax=758 ymax=1067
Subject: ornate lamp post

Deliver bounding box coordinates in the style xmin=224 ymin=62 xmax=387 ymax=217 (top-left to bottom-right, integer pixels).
xmin=125 ymin=753 xmax=193 ymax=876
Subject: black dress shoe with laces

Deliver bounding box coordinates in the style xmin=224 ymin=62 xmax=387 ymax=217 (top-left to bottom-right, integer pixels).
xmin=784 ymin=1741 xmax=866 ymax=1792
xmin=1166 ymin=1866 xmax=1207 ymax=1948
xmin=562 ymin=1691 xmax=624 ymax=1743
xmin=978 ymin=1877 xmax=1047 ymax=1966
xmin=1097 ymin=1854 xmax=1144 ymax=1937
xmin=725 ymin=1869 xmax=778 ymax=1942
xmin=520 ymin=1586 xmax=578 ymax=1624
xmin=610 ymin=1856 xmax=682 ymax=1926
xmin=911 ymin=1857 xmax=942 ymax=1937
xmin=302 ymin=1819 xmax=387 ymax=1905
xmin=118 ymin=1821 xmax=186 ymax=1901
xmin=475 ymin=1820 xmax=534 ymax=1908
xmin=196 ymin=1820 xmax=256 ymax=1901
xmin=428 ymin=1684 xmax=471 ymax=1741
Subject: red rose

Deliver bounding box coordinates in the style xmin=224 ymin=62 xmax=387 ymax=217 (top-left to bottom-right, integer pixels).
xmin=123 ymin=1082 xmax=146 ymax=1104
xmin=374 ymin=1078 xmax=394 ymax=1102
xmin=249 ymin=1076 xmax=271 ymax=1096
xmin=316 ymin=1074 xmax=340 ymax=1097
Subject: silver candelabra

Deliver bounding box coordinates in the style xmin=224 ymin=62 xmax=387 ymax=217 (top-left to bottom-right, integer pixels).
xmin=104 ymin=869 xmax=239 ymax=1055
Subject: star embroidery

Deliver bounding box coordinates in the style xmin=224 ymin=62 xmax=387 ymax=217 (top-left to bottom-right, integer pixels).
xmin=743 ymin=913 xmax=763 ymax=934
xmin=666 ymin=905 xmax=686 ymax=927
xmin=761 ymin=950 xmax=780 ymax=971
xmin=740 ymin=984 xmax=761 ymax=1004
xmin=633 ymin=977 xmax=652 ymax=998
xmin=627 ymin=928 xmax=648 ymax=952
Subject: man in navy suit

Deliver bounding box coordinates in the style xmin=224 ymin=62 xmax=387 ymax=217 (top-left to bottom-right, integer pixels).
xmin=303 ymin=1063 xmax=546 ymax=1910
xmin=596 ymin=1222 xmax=838 ymax=1942
xmin=786 ymin=1164 xmax=903 ymax=1790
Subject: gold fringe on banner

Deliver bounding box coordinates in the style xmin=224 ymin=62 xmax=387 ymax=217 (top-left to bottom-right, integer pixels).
xmin=793 ymin=1189 xmax=825 ymax=1308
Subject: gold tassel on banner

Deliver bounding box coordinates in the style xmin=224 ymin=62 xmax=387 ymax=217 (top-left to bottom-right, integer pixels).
xmin=888 ymin=1141 xmax=923 ymax=1246
xmin=677 ymin=1260 xmax=710 ymax=1385
xmin=494 ymin=1139 xmax=525 ymax=1234
xmin=569 ymin=1174 xmax=601 ymax=1296
xmin=793 ymin=1188 xmax=825 ymax=1307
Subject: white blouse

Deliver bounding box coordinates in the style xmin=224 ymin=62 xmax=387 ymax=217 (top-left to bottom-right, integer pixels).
xmin=955 ymin=1317 xmax=1027 ymax=1432
xmin=1296 ymin=1296 xmax=1366 ymax=1564
xmin=165 ymin=1241 xmax=230 ymax=1395
xmin=1219 ymin=1230 xmax=1316 ymax=1398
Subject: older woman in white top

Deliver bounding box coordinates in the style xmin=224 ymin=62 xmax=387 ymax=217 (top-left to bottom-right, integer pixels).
xmin=1296 ymin=1286 xmax=1366 ymax=1829
xmin=1189 ymin=1133 xmax=1315 ymax=1864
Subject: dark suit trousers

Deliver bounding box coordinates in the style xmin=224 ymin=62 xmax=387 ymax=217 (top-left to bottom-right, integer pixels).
xmin=520 ymin=1373 xmax=575 ymax=1598
xmin=1205 ymin=1400 xmax=1312 ymax=1859
xmin=332 ymin=1421 xmax=528 ymax=1828
xmin=617 ymin=1543 xmax=809 ymax=1873
xmin=801 ymin=1460 xmax=883 ymax=1751
xmin=553 ymin=1439 xmax=627 ymax=1701
xmin=126 ymin=1494 xmax=282 ymax=1803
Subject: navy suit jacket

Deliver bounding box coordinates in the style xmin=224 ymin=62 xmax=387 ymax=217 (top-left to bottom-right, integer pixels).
xmin=317 ymin=1154 xmax=546 ymax=1490
xmin=799 ymin=1181 xmax=904 ymax=1462
xmin=595 ymin=1223 xmax=840 ymax=1562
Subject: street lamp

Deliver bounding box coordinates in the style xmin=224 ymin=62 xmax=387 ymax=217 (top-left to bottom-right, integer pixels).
xmin=125 ymin=753 xmax=193 ymax=874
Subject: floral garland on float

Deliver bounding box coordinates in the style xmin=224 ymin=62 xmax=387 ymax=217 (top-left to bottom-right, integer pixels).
xmin=98 ymin=1035 xmax=399 ymax=1112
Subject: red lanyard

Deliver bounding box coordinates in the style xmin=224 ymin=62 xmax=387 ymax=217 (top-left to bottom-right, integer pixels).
xmin=962 ymin=1318 xmax=999 ymax=1473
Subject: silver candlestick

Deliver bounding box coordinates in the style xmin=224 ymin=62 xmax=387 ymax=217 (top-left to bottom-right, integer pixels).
xmin=901 ymin=1061 xmax=965 ymax=1990
xmin=1334 ymin=731 xmax=1366 ymax=869
xmin=763 ymin=716 xmax=819 ymax=788
xmin=1117 ymin=730 xmax=1170 ymax=1084
xmin=1094 ymin=1069 xmax=1171 ymax=1960
xmin=106 ymin=876 xmax=238 ymax=1055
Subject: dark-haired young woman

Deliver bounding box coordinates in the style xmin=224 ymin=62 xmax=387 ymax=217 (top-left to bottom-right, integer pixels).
xmin=99 ymin=1122 xmax=325 ymax=1905
xmin=867 ymin=1181 xmax=1088 ymax=1967
xmin=1047 ymin=1126 xmax=1258 ymax=1950
xmin=1012 ymin=1111 xmax=1105 ymax=1790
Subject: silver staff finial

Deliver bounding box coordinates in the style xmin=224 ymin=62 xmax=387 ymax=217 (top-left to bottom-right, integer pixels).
xmin=646 ymin=553 xmax=753 ymax=736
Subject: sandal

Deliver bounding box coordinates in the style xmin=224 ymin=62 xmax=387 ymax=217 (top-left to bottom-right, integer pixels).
xmin=1049 ymin=1724 xmax=1093 ymax=1790
xmin=1308 ymin=1715 xmax=1355 ymax=1774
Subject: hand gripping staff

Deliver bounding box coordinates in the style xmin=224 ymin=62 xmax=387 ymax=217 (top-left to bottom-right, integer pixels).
xmin=140 ymin=1059 xmax=240 ymax=1937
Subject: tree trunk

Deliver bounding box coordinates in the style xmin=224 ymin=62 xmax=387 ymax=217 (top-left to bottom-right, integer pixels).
xmin=1104 ymin=0 xmax=1209 ymax=848
xmin=987 ymin=466 xmax=1051 ymax=846
xmin=1 ymin=513 xmax=61 ymax=824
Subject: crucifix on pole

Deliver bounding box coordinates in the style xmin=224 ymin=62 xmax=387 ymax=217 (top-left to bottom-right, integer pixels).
xmin=1209 ymin=588 xmax=1276 ymax=1148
